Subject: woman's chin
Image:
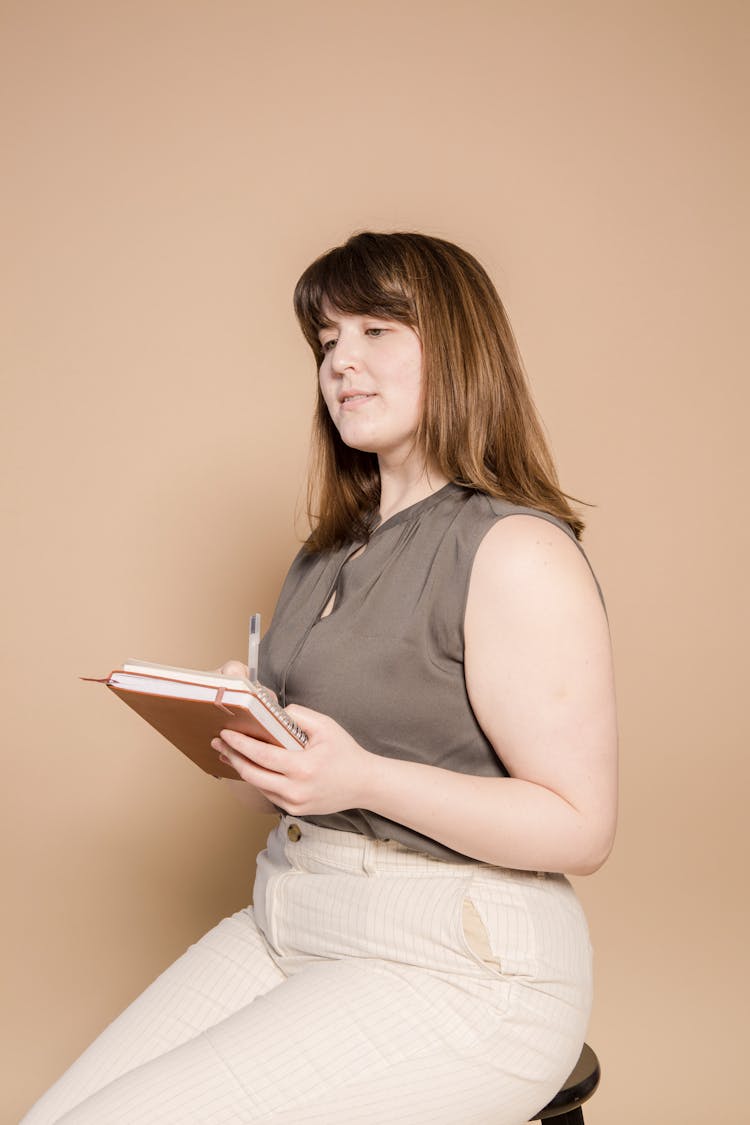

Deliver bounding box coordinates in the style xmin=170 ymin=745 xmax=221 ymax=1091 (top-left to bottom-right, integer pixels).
xmin=336 ymin=424 xmax=380 ymax=454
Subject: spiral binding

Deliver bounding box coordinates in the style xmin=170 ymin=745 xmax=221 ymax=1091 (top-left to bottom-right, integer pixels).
xmin=254 ymin=684 xmax=308 ymax=745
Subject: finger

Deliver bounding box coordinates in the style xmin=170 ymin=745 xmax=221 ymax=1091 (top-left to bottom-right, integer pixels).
xmin=218 ymin=660 xmax=249 ymax=678
xmin=218 ymin=729 xmax=293 ymax=773
xmin=214 ymin=743 xmax=288 ymax=799
xmin=211 ymin=735 xmax=270 ymax=772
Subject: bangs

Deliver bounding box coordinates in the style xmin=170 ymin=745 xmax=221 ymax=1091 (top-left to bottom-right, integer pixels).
xmin=293 ymin=234 xmax=417 ymax=358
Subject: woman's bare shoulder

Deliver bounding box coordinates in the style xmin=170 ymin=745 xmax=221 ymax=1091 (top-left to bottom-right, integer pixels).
xmin=468 ymin=513 xmax=602 ymax=616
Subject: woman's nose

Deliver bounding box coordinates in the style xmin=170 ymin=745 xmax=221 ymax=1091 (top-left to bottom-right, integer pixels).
xmin=330 ymin=332 xmax=360 ymax=373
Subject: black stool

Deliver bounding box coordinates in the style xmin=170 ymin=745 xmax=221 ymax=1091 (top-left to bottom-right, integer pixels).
xmin=530 ymin=1043 xmax=600 ymax=1123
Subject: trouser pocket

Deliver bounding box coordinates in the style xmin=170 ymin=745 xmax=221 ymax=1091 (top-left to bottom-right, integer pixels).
xmin=461 ymin=895 xmax=502 ymax=974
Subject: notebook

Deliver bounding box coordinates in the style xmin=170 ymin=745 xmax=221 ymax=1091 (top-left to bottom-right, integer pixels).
xmin=86 ymin=660 xmax=307 ymax=779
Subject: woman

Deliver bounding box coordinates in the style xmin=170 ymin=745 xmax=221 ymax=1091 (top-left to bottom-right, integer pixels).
xmin=24 ymin=232 xmax=617 ymax=1124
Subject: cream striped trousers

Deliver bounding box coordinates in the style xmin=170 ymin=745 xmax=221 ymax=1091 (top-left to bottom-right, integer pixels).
xmin=22 ymin=816 xmax=593 ymax=1124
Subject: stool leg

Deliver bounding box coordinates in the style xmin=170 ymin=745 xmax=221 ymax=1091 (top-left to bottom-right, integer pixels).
xmin=553 ymin=1111 xmax=584 ymax=1125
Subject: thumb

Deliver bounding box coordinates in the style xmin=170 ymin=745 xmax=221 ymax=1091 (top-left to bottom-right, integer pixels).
xmin=216 ymin=660 xmax=249 ymax=678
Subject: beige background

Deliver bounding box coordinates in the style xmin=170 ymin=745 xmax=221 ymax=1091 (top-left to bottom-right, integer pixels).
xmin=2 ymin=1 xmax=747 ymax=1122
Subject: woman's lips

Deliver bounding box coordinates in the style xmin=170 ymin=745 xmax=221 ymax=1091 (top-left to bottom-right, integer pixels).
xmin=340 ymin=393 xmax=376 ymax=409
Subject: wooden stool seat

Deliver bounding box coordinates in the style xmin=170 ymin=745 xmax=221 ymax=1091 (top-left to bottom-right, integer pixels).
xmin=530 ymin=1043 xmax=600 ymax=1122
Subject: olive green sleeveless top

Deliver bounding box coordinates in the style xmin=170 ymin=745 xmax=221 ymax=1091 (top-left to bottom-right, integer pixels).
xmin=259 ymin=482 xmax=603 ymax=863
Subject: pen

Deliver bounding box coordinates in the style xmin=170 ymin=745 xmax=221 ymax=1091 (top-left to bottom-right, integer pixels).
xmin=247 ymin=613 xmax=261 ymax=685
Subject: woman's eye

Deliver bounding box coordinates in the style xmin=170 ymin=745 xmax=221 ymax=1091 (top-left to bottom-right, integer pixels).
xmin=365 ymin=327 xmax=386 ymax=337
xmin=320 ymin=339 xmax=337 ymax=353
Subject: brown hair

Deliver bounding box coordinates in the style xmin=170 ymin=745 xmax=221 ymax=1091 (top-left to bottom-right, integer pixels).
xmin=293 ymin=231 xmax=585 ymax=550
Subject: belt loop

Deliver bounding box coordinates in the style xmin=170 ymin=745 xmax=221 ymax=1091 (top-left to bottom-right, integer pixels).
xmin=362 ymin=837 xmax=377 ymax=876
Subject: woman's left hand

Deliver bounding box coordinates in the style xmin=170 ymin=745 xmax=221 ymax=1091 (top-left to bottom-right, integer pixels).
xmin=211 ymin=705 xmax=376 ymax=816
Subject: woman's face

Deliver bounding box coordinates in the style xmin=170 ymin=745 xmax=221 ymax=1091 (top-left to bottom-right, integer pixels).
xmin=317 ymin=302 xmax=424 ymax=465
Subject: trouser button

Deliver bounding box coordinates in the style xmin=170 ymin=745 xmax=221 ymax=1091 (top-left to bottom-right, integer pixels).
xmin=287 ymin=824 xmax=301 ymax=842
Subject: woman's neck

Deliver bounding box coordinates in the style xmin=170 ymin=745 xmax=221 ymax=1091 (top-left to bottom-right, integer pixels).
xmin=377 ymin=460 xmax=450 ymax=524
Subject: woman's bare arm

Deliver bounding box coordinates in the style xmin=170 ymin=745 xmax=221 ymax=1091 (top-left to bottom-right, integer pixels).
xmin=360 ymin=516 xmax=618 ymax=872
